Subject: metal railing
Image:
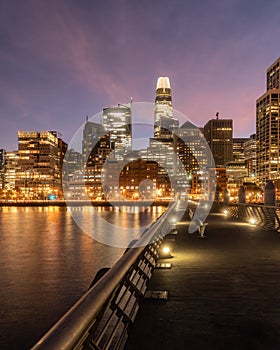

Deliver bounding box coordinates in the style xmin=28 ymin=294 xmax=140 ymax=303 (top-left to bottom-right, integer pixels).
xmin=31 ymin=203 xmax=177 ymax=350
xmin=223 ymin=203 xmax=280 ymax=231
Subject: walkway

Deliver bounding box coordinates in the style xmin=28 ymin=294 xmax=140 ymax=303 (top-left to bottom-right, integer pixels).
xmin=125 ymin=213 xmax=280 ymax=350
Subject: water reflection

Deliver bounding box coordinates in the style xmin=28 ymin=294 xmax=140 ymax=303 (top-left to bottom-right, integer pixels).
xmin=68 ymin=205 xmax=165 ymax=248
xmin=0 ymin=206 xmax=164 ymax=349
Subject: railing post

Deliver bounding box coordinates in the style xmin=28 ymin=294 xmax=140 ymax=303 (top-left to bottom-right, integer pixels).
xmin=238 ymin=186 xmax=246 ymax=220
xmin=264 ymin=181 xmax=276 ymax=229
xmin=264 ymin=180 xmax=275 ymax=206
xmin=223 ymin=189 xmax=229 ymax=206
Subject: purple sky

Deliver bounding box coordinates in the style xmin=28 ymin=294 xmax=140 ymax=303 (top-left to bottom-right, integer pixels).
xmin=0 ymin=0 xmax=280 ymax=150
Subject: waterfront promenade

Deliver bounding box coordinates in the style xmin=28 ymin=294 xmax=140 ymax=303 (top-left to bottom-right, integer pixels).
xmin=125 ymin=212 xmax=280 ymax=350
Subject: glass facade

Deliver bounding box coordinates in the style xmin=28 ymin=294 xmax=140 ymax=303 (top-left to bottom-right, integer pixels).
xmin=102 ymin=104 xmax=132 ymax=160
xmin=16 ymin=131 xmax=62 ymax=199
xmin=256 ymin=92 xmax=280 ymax=187
xmin=203 ymin=118 xmax=233 ymax=167
xmin=267 ymin=58 xmax=280 ymax=90
xmin=154 ymin=77 xmax=178 ymax=139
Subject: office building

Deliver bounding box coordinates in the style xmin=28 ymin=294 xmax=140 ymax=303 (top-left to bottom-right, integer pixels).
xmin=16 ymin=131 xmax=62 ymax=199
xmin=4 ymin=151 xmax=19 ymax=192
xmin=64 ymin=148 xmax=83 ymax=183
xmin=139 ymin=140 xmax=173 ymax=198
xmin=232 ymin=138 xmax=248 ymax=162
xmin=207 ymin=167 xmax=227 ymax=200
xmin=204 ymin=115 xmax=233 ymax=167
xmin=0 ymin=149 xmax=5 ymax=190
xmin=102 ymin=104 xmax=132 ymax=160
xmin=267 ymin=57 xmax=280 ymax=90
xmin=141 ymin=77 xmax=178 ymax=198
xmin=81 ymin=121 xmax=112 ymax=199
xmin=256 ymin=57 xmax=280 ymax=192
xmin=119 ymin=158 xmax=158 ymax=200
xmin=154 ymin=77 xmax=178 ymax=139
xmin=244 ymin=134 xmax=256 ymax=178
xmin=174 ymin=121 xmax=210 ymax=198
xmin=226 ymin=161 xmax=247 ymax=187
xmin=82 ymin=121 xmax=108 ymax=165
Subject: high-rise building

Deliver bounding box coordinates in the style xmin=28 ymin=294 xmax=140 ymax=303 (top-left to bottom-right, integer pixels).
xmin=154 ymin=77 xmax=178 ymax=139
xmin=0 ymin=149 xmax=5 ymax=190
xmin=174 ymin=121 xmax=209 ymax=197
xmin=226 ymin=161 xmax=247 ymax=187
xmin=267 ymin=57 xmax=280 ymax=90
xmin=82 ymin=121 xmax=112 ymax=199
xmin=232 ymin=138 xmax=248 ymax=162
xmin=102 ymin=104 xmax=132 ymax=160
xmin=203 ymin=115 xmax=233 ymax=167
xmin=58 ymin=138 xmax=68 ymax=192
xmin=244 ymin=134 xmax=256 ymax=178
xmin=64 ymin=148 xmax=83 ymax=183
xmin=16 ymin=131 xmax=62 ymax=199
xmin=225 ymin=138 xmax=248 ymax=188
xmin=139 ymin=139 xmax=174 ymax=198
xmin=143 ymin=77 xmax=179 ymax=198
xmin=82 ymin=121 xmax=107 ymax=165
xmin=256 ymin=57 xmax=280 ymax=192
xmin=207 ymin=167 xmax=227 ymax=200
xmin=4 ymin=151 xmax=19 ymax=192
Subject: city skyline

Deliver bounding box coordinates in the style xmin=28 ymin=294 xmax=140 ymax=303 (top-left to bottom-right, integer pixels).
xmin=1 ymin=0 xmax=280 ymax=150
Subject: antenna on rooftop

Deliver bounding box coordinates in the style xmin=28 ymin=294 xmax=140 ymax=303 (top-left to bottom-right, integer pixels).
xmin=216 ymin=112 xmax=219 ymax=119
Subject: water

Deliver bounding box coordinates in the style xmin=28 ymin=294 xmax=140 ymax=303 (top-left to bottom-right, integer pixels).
xmin=0 ymin=205 xmax=164 ymax=349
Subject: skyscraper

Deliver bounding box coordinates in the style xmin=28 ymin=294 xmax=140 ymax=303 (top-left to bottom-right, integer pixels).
xmin=244 ymin=134 xmax=256 ymax=178
xmin=267 ymin=58 xmax=280 ymax=90
xmin=82 ymin=121 xmax=108 ymax=166
xmin=256 ymin=57 xmax=280 ymax=191
xmin=82 ymin=121 xmax=112 ymax=199
xmin=154 ymin=77 xmax=178 ymax=138
xmin=203 ymin=115 xmax=233 ymax=167
xmin=145 ymin=77 xmax=179 ymax=198
xmin=102 ymin=104 xmax=132 ymax=160
xmin=0 ymin=149 xmax=5 ymax=190
xmin=174 ymin=121 xmax=209 ymax=197
xmin=232 ymin=138 xmax=248 ymax=162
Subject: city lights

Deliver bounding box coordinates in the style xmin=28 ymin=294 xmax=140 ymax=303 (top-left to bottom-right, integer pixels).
xmin=1 ymin=63 xmax=280 ymax=203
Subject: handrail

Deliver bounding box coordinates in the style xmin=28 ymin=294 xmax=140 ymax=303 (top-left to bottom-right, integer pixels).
xmin=31 ymin=202 xmax=177 ymax=350
xmin=218 ymin=202 xmax=280 ymax=231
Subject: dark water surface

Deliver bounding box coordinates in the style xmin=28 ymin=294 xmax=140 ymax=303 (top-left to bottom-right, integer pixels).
xmin=0 ymin=206 xmax=163 ymax=349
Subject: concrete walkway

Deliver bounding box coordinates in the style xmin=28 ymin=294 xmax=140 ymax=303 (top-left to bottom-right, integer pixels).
xmin=125 ymin=213 xmax=280 ymax=350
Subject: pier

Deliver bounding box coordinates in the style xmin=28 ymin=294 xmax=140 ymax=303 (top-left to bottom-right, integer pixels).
xmin=32 ymin=202 xmax=280 ymax=349
xmin=125 ymin=211 xmax=280 ymax=349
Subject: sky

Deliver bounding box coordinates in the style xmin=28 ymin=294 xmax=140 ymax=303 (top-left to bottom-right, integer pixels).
xmin=0 ymin=0 xmax=280 ymax=150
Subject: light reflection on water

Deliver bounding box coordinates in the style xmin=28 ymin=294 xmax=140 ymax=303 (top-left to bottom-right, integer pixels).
xmin=0 ymin=205 xmax=164 ymax=349
xmin=68 ymin=205 xmax=165 ymax=247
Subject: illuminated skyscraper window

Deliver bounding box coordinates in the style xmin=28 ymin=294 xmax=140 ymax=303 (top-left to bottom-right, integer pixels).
xmin=154 ymin=77 xmax=178 ymax=139
xmin=102 ymin=104 xmax=132 ymax=160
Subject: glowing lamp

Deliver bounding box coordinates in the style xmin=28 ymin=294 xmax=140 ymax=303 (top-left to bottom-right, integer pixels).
xmin=160 ymin=245 xmax=172 ymax=258
xmin=249 ymin=218 xmax=256 ymax=225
